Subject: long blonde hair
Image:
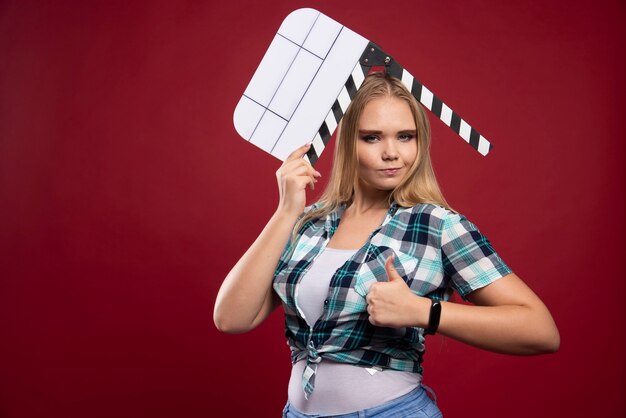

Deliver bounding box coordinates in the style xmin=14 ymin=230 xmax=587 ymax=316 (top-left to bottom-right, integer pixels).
xmin=295 ymin=72 xmax=449 ymax=234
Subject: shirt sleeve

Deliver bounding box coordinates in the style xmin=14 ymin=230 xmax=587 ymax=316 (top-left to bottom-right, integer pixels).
xmin=440 ymin=211 xmax=512 ymax=298
xmin=273 ymin=203 xmax=319 ymax=277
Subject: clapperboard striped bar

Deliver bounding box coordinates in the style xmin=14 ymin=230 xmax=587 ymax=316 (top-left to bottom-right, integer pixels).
xmin=361 ymin=42 xmax=493 ymax=157
xmin=306 ymin=62 xmax=365 ymax=165
xmin=233 ymin=8 xmax=493 ymax=165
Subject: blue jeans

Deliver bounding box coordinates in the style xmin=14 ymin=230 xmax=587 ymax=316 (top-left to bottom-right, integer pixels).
xmin=282 ymin=386 xmax=443 ymax=417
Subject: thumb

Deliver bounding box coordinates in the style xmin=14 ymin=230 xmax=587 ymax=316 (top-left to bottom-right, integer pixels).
xmin=384 ymin=255 xmax=403 ymax=282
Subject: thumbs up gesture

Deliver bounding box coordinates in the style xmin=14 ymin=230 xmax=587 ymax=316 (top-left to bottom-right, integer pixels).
xmin=366 ymin=255 xmax=430 ymax=328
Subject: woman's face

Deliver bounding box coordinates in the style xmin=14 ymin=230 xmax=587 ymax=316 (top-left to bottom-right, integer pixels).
xmin=356 ymin=96 xmax=418 ymax=195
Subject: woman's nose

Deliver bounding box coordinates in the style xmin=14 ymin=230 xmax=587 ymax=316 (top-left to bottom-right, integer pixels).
xmin=382 ymin=140 xmax=399 ymax=160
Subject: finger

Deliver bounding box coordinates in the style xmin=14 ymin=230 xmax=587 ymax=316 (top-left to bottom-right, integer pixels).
xmin=277 ymin=168 xmax=319 ymax=193
xmin=287 ymin=165 xmax=318 ymax=192
xmin=367 ymin=282 xmax=381 ymax=296
xmin=384 ymin=255 xmax=402 ymax=282
xmin=289 ymin=161 xmax=320 ymax=178
xmin=285 ymin=143 xmax=312 ymax=162
xmin=280 ymin=158 xmax=322 ymax=180
xmin=292 ymin=177 xmax=315 ymax=191
xmin=296 ymin=159 xmax=322 ymax=178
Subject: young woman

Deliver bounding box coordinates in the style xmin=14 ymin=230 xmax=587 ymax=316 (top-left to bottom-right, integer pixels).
xmin=214 ymin=73 xmax=560 ymax=417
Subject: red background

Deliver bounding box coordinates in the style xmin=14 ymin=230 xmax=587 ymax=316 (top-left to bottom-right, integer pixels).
xmin=1 ymin=1 xmax=625 ymax=417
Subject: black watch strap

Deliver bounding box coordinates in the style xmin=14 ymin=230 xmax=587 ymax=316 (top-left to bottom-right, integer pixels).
xmin=424 ymin=300 xmax=441 ymax=335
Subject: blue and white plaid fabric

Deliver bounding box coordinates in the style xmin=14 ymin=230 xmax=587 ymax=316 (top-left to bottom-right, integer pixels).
xmin=273 ymin=202 xmax=511 ymax=397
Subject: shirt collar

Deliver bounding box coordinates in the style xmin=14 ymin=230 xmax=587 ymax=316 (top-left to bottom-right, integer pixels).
xmin=325 ymin=201 xmax=400 ymax=234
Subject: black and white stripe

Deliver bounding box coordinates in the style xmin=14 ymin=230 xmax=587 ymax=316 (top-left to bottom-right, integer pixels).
xmin=305 ymin=47 xmax=492 ymax=165
xmin=305 ymin=62 xmax=365 ymax=165
xmin=394 ymin=67 xmax=492 ymax=156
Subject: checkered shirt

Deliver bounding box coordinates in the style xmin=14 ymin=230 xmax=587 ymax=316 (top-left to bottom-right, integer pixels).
xmin=273 ymin=202 xmax=511 ymax=397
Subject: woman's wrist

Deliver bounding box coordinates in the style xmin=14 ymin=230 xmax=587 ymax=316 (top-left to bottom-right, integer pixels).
xmin=408 ymin=294 xmax=432 ymax=329
xmin=272 ymin=206 xmax=302 ymax=225
xmin=424 ymin=299 xmax=442 ymax=335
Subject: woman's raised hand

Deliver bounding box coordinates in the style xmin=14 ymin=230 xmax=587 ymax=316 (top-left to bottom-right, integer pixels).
xmin=275 ymin=143 xmax=321 ymax=217
xmin=366 ymin=255 xmax=429 ymax=328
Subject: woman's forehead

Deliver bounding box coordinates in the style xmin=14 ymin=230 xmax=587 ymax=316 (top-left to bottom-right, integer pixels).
xmin=359 ymin=97 xmax=416 ymax=130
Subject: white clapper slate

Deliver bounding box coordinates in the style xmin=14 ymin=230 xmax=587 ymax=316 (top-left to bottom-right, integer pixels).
xmin=233 ymin=8 xmax=493 ymax=165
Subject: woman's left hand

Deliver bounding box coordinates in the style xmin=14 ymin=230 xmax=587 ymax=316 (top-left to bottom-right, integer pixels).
xmin=365 ymin=255 xmax=429 ymax=328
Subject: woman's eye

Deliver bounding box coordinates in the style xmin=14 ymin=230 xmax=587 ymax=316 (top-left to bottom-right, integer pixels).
xmin=361 ymin=135 xmax=379 ymax=143
xmin=399 ymin=134 xmax=415 ymax=142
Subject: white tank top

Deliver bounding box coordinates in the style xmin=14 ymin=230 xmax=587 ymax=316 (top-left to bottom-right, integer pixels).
xmin=289 ymin=247 xmax=421 ymax=415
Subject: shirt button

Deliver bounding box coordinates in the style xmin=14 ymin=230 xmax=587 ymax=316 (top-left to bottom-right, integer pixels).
xmin=324 ymin=299 xmax=329 ymax=305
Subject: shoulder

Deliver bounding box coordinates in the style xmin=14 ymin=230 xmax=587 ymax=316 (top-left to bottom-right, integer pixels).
xmin=394 ymin=203 xmax=482 ymax=235
xmin=297 ymin=202 xmax=325 ymax=226
xmin=295 ymin=202 xmax=332 ymax=236
xmin=302 ymin=202 xmax=323 ymax=215
xmin=395 ymin=203 xmax=457 ymax=225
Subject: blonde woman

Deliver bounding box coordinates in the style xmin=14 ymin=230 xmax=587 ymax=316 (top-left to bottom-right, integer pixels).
xmin=214 ymin=73 xmax=559 ymax=417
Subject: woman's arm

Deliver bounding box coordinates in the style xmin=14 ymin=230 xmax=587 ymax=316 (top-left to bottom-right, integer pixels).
xmin=213 ymin=210 xmax=299 ymax=334
xmin=213 ymin=144 xmax=321 ymax=334
xmin=366 ymin=257 xmax=560 ymax=355
xmin=436 ymin=273 xmax=559 ymax=354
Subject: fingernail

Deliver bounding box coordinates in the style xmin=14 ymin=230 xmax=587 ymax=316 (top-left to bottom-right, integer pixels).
xmin=315 ymin=171 xmax=322 ymax=177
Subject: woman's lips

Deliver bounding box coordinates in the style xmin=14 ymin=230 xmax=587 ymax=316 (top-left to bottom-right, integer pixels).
xmin=379 ymin=168 xmax=401 ymax=176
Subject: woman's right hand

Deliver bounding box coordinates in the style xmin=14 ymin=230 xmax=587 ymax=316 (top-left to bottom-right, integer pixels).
xmin=275 ymin=143 xmax=321 ymax=217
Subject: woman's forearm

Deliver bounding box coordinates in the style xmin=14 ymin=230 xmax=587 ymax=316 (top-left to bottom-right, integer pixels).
xmin=430 ymin=297 xmax=560 ymax=355
xmin=410 ymin=274 xmax=561 ymax=355
xmin=213 ymin=210 xmax=298 ymax=333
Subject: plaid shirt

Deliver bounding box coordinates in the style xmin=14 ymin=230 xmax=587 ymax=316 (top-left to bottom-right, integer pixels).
xmin=273 ymin=202 xmax=511 ymax=397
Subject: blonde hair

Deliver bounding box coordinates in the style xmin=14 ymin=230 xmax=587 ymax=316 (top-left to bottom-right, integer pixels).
xmin=295 ymin=72 xmax=449 ymax=234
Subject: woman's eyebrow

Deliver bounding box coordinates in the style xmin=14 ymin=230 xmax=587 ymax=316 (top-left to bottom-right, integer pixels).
xmin=358 ymin=129 xmax=417 ymax=134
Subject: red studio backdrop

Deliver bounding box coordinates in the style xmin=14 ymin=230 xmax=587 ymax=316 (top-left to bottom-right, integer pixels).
xmin=1 ymin=1 xmax=625 ymax=417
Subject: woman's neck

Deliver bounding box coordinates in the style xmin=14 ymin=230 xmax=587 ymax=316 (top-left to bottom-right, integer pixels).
xmin=348 ymin=189 xmax=391 ymax=216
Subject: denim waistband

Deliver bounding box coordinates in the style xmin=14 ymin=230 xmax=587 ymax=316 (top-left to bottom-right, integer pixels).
xmin=283 ymin=385 xmax=442 ymax=418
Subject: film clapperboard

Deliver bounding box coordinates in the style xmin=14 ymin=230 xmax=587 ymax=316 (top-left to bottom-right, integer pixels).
xmin=233 ymin=8 xmax=493 ymax=165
